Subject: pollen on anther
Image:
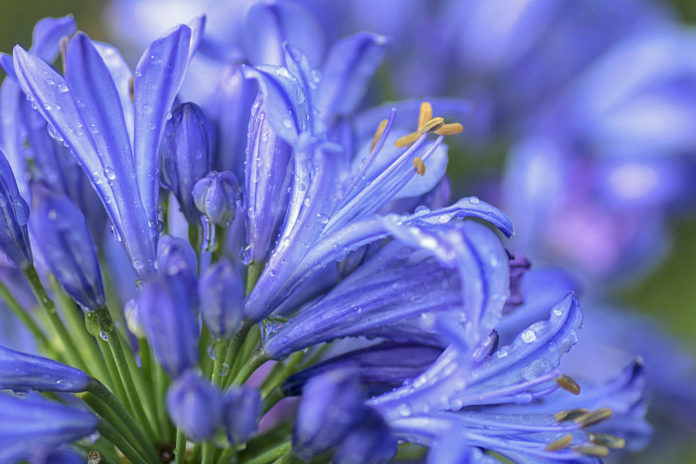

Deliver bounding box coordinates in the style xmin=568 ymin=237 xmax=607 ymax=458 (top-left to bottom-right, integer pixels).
xmin=129 ymin=77 xmax=135 ymax=102
xmin=545 ymin=434 xmax=573 ymax=451
xmin=576 ymin=408 xmax=613 ymax=428
xmin=414 ymin=156 xmax=426 ymax=175
xmin=588 ymin=433 xmax=626 ymax=449
xmin=395 ymin=131 xmax=421 ymax=148
xmin=434 ymin=122 xmax=464 ymax=136
xmin=556 ymin=374 xmax=581 ymax=395
xmin=418 ymin=101 xmax=433 ymax=131
xmin=371 ymin=119 xmax=389 ymax=151
xmin=572 ymin=444 xmax=610 ymax=457
xmin=418 ymin=117 xmax=445 ymax=134
xmin=554 ymin=408 xmax=589 ymax=422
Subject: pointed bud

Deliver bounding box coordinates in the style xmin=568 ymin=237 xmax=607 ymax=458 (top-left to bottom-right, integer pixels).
xmin=161 ymin=102 xmax=213 ymax=223
xmin=0 ymin=392 xmax=98 ymax=463
xmin=138 ymin=278 xmax=199 ymax=377
xmin=0 ymin=151 xmax=32 ymax=268
xmin=192 ymin=171 xmax=241 ymax=225
xmin=166 ymin=370 xmax=222 ymax=442
xmin=222 ymin=386 xmax=261 ymax=445
xmin=28 ymin=183 xmax=105 ymax=310
xmin=0 ymin=344 xmax=90 ymax=392
xmin=199 ymin=260 xmax=244 ymax=338
xmin=244 ymin=94 xmax=293 ymax=264
xmin=293 ymin=369 xmax=366 ymax=459
xmin=334 ymin=408 xmax=397 ymax=464
xmin=157 ymin=234 xmax=198 ymax=303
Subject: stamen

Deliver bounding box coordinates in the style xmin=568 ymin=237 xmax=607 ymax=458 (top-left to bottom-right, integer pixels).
xmin=418 ymin=117 xmax=445 ymax=134
xmin=434 ymin=122 xmax=464 ymax=136
xmin=395 ymin=131 xmax=421 ymax=148
xmin=555 ymin=374 xmax=580 ymax=395
xmin=588 ymin=433 xmax=626 ymax=449
xmin=554 ymin=408 xmax=589 ymax=422
xmin=414 ymin=156 xmax=426 ymax=175
xmin=129 ymin=77 xmax=135 ymax=102
xmin=418 ymin=101 xmax=433 ymax=131
xmin=371 ymin=119 xmax=389 ymax=151
xmin=572 ymin=445 xmax=610 ymax=457
xmin=544 ymin=434 xmax=573 ymax=451
xmin=576 ymin=408 xmax=613 ymax=428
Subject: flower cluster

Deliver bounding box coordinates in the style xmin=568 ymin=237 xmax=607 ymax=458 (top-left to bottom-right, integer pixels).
xmin=0 ymin=3 xmax=666 ymax=464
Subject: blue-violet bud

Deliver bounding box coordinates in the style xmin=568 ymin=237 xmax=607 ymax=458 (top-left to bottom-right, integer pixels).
xmin=192 ymin=170 xmax=241 ymax=226
xmin=293 ymin=369 xmax=365 ymax=459
xmin=157 ymin=234 xmax=198 ymax=304
xmin=29 ymin=183 xmax=105 ymax=310
xmin=0 ymin=344 xmax=90 ymax=392
xmin=161 ymin=102 xmax=213 ymax=223
xmin=222 ymin=386 xmax=261 ymax=445
xmin=333 ymin=408 xmax=397 ymax=464
xmin=166 ymin=370 xmax=223 ymax=442
xmin=139 ymin=278 xmax=199 ymax=377
xmin=199 ymin=260 xmax=244 ymax=338
xmin=0 ymin=150 xmax=32 ymax=268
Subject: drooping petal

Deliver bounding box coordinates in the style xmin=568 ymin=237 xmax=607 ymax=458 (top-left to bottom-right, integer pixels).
xmin=317 ymin=32 xmax=389 ymax=123
xmin=133 ymin=23 xmax=192 ymax=241
xmin=29 ymin=183 xmax=104 ymax=310
xmin=0 ymin=344 xmax=90 ymax=392
xmin=0 ymin=151 xmax=32 ymax=269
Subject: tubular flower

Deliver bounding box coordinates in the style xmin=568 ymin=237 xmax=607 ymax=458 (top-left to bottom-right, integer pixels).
xmin=0 ymin=6 xmax=655 ymax=464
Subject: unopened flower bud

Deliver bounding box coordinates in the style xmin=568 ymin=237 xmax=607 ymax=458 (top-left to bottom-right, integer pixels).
xmin=192 ymin=171 xmax=241 ymax=225
xmin=161 ymin=102 xmax=213 ymax=222
xmin=0 ymin=151 xmax=32 ymax=269
xmin=166 ymin=370 xmax=222 ymax=441
xmin=222 ymin=386 xmax=261 ymax=445
xmin=199 ymin=260 xmax=244 ymax=338
xmin=157 ymin=234 xmax=198 ymax=304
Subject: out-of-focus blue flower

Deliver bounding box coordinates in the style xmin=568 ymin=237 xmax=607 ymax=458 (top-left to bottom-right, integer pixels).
xmin=12 ymin=23 xmax=198 ymax=277
xmin=199 ymin=260 xmax=244 ymax=338
xmin=166 ymin=370 xmax=223 ymax=442
xmin=156 ymin=234 xmax=198 ymax=302
xmin=0 ymin=344 xmax=90 ymax=392
xmin=138 ymin=277 xmax=199 ymax=377
xmin=222 ymin=386 xmax=261 ymax=445
xmin=293 ymin=369 xmax=365 ymax=460
xmin=0 ymin=392 xmax=97 ymax=463
xmin=333 ymin=407 xmax=397 ymax=464
xmin=28 ymin=182 xmax=105 ymax=310
xmin=192 ymin=170 xmax=241 ymax=225
xmin=0 ymin=150 xmax=32 ymax=269
xmin=161 ymin=102 xmax=213 ymax=223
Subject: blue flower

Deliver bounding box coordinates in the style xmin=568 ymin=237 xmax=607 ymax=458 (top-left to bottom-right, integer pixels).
xmin=222 ymin=386 xmax=261 ymax=445
xmin=12 ymin=24 xmax=198 ymax=277
xmin=192 ymin=170 xmax=241 ymax=226
xmin=166 ymin=370 xmax=223 ymax=442
xmin=0 ymin=392 xmax=97 ymax=463
xmin=199 ymin=260 xmax=245 ymax=338
xmin=0 ymin=344 xmax=90 ymax=392
xmin=0 ymin=150 xmax=32 ymax=269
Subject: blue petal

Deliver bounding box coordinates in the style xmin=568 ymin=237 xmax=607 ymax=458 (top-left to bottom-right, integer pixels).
xmin=133 ymin=23 xmax=192 ymax=241
xmin=0 ymin=78 xmax=29 ymax=197
xmin=241 ymin=64 xmax=309 ymax=144
xmin=0 ymin=150 xmax=32 ymax=268
xmin=0 ymin=344 xmax=90 ymax=392
xmin=93 ymin=42 xmax=134 ymax=145
xmin=283 ymin=43 xmax=323 ymax=136
xmin=244 ymin=0 xmax=325 ymax=67
xmin=30 ymin=16 xmax=76 ymax=62
xmin=317 ymin=32 xmax=389 ymax=122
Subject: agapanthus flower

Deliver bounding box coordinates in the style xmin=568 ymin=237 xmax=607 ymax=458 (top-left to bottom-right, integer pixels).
xmin=0 ymin=6 xmax=653 ymax=464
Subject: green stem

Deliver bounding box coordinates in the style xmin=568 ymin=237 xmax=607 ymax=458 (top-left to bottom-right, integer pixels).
xmin=154 ymin=361 xmax=172 ymax=442
xmin=210 ymin=338 xmax=229 ymax=387
xmin=0 ymin=280 xmax=49 ymax=349
xmin=201 ymin=443 xmax=216 ymax=464
xmin=162 ymin=192 xmax=171 ymax=235
xmin=262 ymin=386 xmax=285 ymax=415
xmin=175 ymin=428 xmax=187 ymax=464
xmin=121 ymin=331 xmax=160 ymax=440
xmin=221 ymin=321 xmax=253 ymax=387
xmin=49 ymin=276 xmax=111 ymax=384
xmin=84 ymin=380 xmax=159 ymax=463
xmin=211 ymin=225 xmax=227 ymax=262
xmin=246 ymin=262 xmax=263 ymax=295
xmin=23 ymin=266 xmax=87 ymax=371
xmin=231 ymin=350 xmax=270 ymax=386
xmin=215 ymin=447 xmax=237 ymax=464
xmin=244 ymin=441 xmax=291 ymax=464
xmin=260 ymin=351 xmax=303 ymax=397
xmin=97 ymin=419 xmax=150 ymax=464
xmin=93 ymin=305 xmax=157 ymax=443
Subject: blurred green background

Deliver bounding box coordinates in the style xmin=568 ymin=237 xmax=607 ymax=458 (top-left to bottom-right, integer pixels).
xmin=1 ymin=0 xmax=695 ymax=462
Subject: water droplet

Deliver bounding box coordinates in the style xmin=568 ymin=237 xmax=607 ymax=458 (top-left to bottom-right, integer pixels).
xmin=521 ymin=329 xmax=536 ymax=343
xmin=104 ymin=168 xmax=116 ymax=180
xmin=469 ymin=196 xmax=480 ymax=204
xmin=99 ymin=331 xmax=110 ymax=341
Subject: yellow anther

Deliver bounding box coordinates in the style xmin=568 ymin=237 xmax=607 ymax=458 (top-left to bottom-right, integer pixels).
xmin=414 ymin=156 xmax=425 ymax=175
xmin=572 ymin=445 xmax=610 ymax=457
xmin=544 ymin=434 xmax=573 ymax=451
xmin=418 ymin=117 xmax=445 ymax=134
xmin=395 ymin=131 xmax=421 ymax=148
xmin=576 ymin=408 xmax=613 ymax=428
xmin=556 ymin=374 xmax=580 ymax=395
xmin=371 ymin=119 xmax=389 ymax=151
xmin=434 ymin=122 xmax=464 ymax=136
xmin=418 ymin=101 xmax=433 ymax=131
xmin=588 ymin=433 xmax=626 ymax=449
xmin=554 ymin=408 xmax=589 ymax=422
